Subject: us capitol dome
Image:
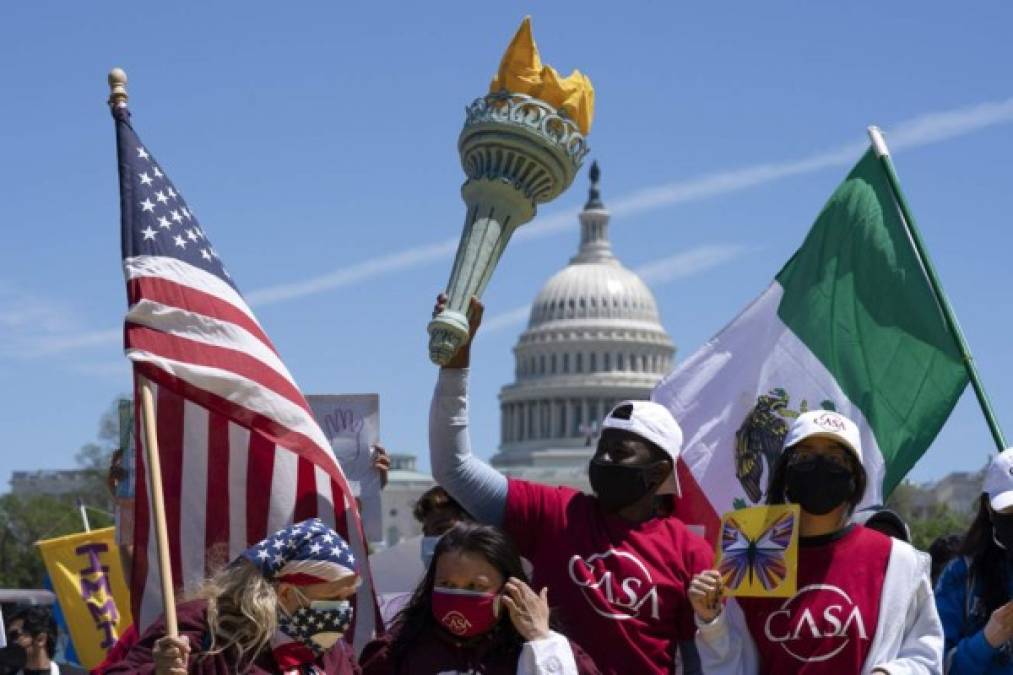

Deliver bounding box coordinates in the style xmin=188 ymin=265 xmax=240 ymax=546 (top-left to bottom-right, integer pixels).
xmin=490 ymin=162 xmax=676 ymax=489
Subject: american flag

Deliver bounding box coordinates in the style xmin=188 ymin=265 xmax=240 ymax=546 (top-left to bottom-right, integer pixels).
xmin=111 ymin=103 xmax=378 ymax=646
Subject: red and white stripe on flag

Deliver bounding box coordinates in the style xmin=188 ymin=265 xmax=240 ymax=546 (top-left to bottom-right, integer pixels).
xmin=125 ymin=256 xmax=379 ymax=647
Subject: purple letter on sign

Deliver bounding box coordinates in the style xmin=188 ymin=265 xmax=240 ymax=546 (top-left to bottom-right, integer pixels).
xmin=75 ymin=543 xmax=120 ymax=649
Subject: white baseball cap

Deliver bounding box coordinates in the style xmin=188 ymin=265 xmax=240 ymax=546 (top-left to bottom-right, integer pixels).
xmin=983 ymin=448 xmax=1013 ymax=511
xmin=600 ymin=401 xmax=683 ymax=496
xmin=782 ymin=410 xmax=863 ymax=463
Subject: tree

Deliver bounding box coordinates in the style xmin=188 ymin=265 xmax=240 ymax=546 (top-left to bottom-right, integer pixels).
xmin=73 ymin=397 xmax=128 ymax=513
xmin=887 ymin=480 xmax=971 ymax=551
xmin=907 ymin=505 xmax=970 ymax=552
xmin=0 ymin=398 xmax=123 ymax=588
xmin=0 ymin=493 xmax=111 ymax=588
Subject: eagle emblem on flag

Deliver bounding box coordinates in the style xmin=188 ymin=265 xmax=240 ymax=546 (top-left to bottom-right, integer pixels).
xmin=733 ymin=388 xmax=837 ymax=505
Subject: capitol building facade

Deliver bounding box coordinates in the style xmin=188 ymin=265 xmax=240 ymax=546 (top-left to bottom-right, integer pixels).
xmin=490 ymin=163 xmax=676 ymax=490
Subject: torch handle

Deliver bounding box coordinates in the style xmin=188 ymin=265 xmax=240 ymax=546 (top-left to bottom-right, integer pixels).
xmin=428 ymin=179 xmax=535 ymax=365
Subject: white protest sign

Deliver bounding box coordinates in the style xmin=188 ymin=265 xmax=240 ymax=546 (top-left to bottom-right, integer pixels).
xmin=307 ymin=394 xmax=382 ymax=542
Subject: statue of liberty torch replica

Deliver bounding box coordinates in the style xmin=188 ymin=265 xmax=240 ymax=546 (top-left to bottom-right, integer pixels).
xmin=427 ymin=17 xmax=594 ymax=364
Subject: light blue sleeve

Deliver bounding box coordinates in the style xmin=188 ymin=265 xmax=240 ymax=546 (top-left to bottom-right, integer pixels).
xmin=428 ymin=368 xmax=508 ymax=526
xmin=694 ymin=600 xmax=758 ymax=675
xmin=935 ymin=557 xmax=999 ymax=673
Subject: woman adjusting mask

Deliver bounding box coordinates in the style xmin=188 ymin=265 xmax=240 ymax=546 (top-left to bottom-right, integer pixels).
xmin=359 ymin=522 xmax=600 ymax=674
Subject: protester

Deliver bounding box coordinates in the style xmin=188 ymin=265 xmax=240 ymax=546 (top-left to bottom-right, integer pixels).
xmin=105 ymin=518 xmax=360 ymax=674
xmin=360 ymin=522 xmax=599 ymax=674
xmin=4 ymin=607 xmax=58 ymax=674
xmin=414 ymin=485 xmax=474 ymax=569
xmin=690 ymin=410 xmax=943 ymax=674
xmin=935 ymin=448 xmax=1013 ymax=674
xmin=428 ymin=295 xmax=712 ymax=675
xmin=853 ymin=504 xmax=913 ymax=542
xmin=928 ymin=533 xmax=962 ymax=587
xmin=377 ymin=486 xmax=476 ymax=627
xmin=3 ymin=604 xmax=56 ymax=672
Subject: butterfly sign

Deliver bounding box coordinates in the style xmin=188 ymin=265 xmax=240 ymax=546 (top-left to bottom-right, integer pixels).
xmin=715 ymin=504 xmax=800 ymax=598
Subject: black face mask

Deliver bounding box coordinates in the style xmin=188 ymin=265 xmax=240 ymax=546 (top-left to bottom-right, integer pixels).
xmin=588 ymin=458 xmax=664 ymax=512
xmin=785 ymin=456 xmax=856 ymax=516
xmin=992 ymin=512 xmax=1013 ymax=555
xmin=0 ymin=643 xmax=27 ymax=674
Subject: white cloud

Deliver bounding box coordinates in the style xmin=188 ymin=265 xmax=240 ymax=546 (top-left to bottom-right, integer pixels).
xmin=483 ymin=243 xmax=748 ymax=333
xmin=482 ymin=305 xmax=535 ymax=333
xmin=0 ymin=284 xmax=120 ymax=359
xmin=70 ymin=360 xmax=130 ymax=378
xmin=636 ymin=244 xmax=748 ymax=285
xmin=245 ymin=238 xmax=460 ymax=306
xmin=8 ymin=95 xmax=1013 ymax=360
xmin=242 ymin=95 xmax=1013 ymax=306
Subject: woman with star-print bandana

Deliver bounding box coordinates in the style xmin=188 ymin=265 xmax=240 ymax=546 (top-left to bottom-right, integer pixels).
xmin=104 ymin=518 xmax=361 ymax=674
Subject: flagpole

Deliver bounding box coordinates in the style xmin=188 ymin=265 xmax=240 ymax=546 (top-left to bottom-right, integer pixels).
xmin=109 ymin=67 xmax=178 ymax=638
xmin=76 ymin=497 xmax=91 ymax=532
xmin=138 ymin=376 xmax=179 ymax=638
xmin=867 ymin=126 xmax=1008 ymax=452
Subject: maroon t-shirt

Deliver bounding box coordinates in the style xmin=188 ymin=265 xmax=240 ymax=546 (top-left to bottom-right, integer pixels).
xmin=737 ymin=525 xmax=892 ymax=674
xmin=504 ymin=479 xmax=713 ymax=675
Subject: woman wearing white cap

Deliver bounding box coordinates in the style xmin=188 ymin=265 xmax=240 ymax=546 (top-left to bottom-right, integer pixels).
xmin=935 ymin=447 xmax=1013 ymax=674
xmin=689 ymin=410 xmax=943 ymax=674
xmin=428 ymin=296 xmax=713 ymax=675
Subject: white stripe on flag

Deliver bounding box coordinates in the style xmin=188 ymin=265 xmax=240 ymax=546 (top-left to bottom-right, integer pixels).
xmin=314 ymin=465 xmax=336 ymax=530
xmin=125 ymin=351 xmax=337 ymax=467
xmin=124 ymin=255 xmax=261 ymax=330
xmin=126 ymin=298 xmax=294 ymax=381
xmin=180 ymin=401 xmax=209 ymax=591
xmin=267 ymin=449 xmax=298 ymax=536
xmin=228 ymin=423 xmax=251 ymax=560
xmin=654 ymin=283 xmax=886 ymax=518
xmin=348 ymin=503 xmax=374 ymax=648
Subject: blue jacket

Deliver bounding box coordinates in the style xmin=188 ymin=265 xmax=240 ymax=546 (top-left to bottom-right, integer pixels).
xmin=935 ymin=555 xmax=1013 ymax=673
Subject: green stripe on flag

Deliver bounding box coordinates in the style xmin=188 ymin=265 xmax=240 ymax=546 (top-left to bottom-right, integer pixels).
xmin=775 ymin=149 xmax=968 ymax=494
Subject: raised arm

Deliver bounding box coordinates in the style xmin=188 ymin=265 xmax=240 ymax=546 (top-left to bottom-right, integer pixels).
xmin=428 ymin=295 xmax=507 ymax=525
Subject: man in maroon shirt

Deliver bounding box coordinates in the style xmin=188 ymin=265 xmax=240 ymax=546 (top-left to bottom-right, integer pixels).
xmin=429 ymin=296 xmax=713 ymax=675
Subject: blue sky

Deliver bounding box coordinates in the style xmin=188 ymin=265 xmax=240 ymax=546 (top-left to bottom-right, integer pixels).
xmin=1 ymin=2 xmax=1011 ymax=490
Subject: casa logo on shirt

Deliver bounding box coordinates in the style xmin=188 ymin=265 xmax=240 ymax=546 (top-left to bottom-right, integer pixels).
xmin=763 ymin=584 xmax=870 ymax=662
xmin=567 ymin=549 xmax=660 ymax=621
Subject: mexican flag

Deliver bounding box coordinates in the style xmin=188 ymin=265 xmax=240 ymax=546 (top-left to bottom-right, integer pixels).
xmin=652 ymin=147 xmax=969 ymax=541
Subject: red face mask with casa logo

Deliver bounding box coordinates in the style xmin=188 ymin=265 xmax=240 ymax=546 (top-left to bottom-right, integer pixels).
xmin=431 ymin=587 xmax=500 ymax=637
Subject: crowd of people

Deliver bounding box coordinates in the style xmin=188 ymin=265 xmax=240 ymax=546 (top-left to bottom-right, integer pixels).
xmin=2 ymin=295 xmax=1011 ymax=674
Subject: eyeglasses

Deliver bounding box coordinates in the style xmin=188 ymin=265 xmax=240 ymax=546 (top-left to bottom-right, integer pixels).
xmin=6 ymin=627 xmax=24 ymax=641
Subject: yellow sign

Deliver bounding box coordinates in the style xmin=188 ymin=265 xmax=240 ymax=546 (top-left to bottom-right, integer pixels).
xmin=715 ymin=504 xmax=800 ymax=598
xmin=37 ymin=527 xmax=133 ymax=669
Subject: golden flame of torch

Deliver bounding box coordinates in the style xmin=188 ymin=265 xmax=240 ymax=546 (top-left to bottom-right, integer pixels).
xmin=489 ymin=17 xmax=595 ymax=135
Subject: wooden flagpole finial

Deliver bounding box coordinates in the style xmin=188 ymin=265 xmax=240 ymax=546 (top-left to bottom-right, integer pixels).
xmin=108 ymin=68 xmax=129 ymax=108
